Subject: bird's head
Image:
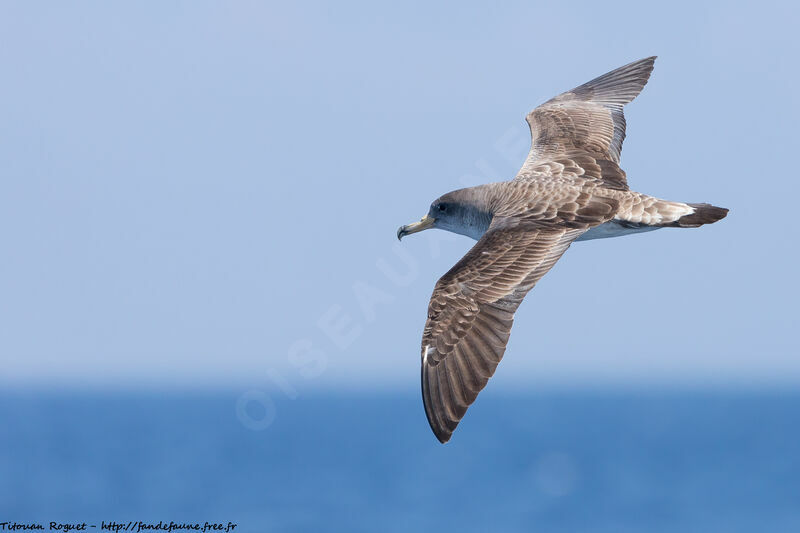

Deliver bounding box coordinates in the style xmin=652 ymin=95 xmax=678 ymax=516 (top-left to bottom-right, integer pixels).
xmin=397 ymin=189 xmax=493 ymax=241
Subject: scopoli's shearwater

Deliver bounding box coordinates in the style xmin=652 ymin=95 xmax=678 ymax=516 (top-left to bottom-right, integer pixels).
xmin=397 ymin=57 xmax=728 ymax=443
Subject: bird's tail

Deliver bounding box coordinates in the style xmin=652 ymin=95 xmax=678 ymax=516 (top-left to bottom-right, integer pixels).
xmin=662 ymin=203 xmax=729 ymax=228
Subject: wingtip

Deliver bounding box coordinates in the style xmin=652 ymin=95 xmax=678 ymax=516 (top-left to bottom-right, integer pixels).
xmin=629 ymin=55 xmax=657 ymax=76
xmin=425 ymin=404 xmax=454 ymax=444
xmin=556 ymin=55 xmax=660 ymax=109
xmin=434 ymin=430 xmax=452 ymax=444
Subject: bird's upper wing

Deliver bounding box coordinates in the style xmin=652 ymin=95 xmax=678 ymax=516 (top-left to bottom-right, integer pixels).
xmin=420 ymin=194 xmax=617 ymax=443
xmin=516 ymin=56 xmax=656 ymax=189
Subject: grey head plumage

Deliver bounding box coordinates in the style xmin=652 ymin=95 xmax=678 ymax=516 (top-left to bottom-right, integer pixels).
xmin=397 ymin=186 xmax=496 ymax=241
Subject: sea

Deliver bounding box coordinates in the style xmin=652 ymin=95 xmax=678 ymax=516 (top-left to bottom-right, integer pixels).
xmin=0 ymin=389 xmax=798 ymax=532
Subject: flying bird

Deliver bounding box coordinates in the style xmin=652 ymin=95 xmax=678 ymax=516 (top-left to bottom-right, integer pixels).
xmin=397 ymin=57 xmax=728 ymax=443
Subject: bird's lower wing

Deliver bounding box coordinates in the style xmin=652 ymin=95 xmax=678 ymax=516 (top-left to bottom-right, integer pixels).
xmin=420 ymin=224 xmax=586 ymax=443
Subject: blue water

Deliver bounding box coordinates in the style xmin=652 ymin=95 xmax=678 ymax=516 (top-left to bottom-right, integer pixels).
xmin=1 ymin=390 xmax=798 ymax=532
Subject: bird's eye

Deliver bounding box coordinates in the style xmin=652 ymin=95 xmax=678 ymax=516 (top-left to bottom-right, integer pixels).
xmin=437 ymin=203 xmax=446 ymax=212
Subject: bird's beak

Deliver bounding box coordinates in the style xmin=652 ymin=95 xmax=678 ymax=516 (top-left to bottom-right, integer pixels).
xmin=397 ymin=214 xmax=435 ymax=241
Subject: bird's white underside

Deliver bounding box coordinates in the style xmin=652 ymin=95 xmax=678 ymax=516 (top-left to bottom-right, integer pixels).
xmin=575 ymin=220 xmax=663 ymax=241
xmin=454 ymin=214 xmax=692 ymax=243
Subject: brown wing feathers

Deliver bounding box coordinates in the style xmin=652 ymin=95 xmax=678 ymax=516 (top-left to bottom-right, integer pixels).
xmin=519 ymin=57 xmax=655 ymax=181
xmin=421 ymin=225 xmax=597 ymax=442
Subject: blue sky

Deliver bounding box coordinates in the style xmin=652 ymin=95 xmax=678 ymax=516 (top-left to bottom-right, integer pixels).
xmin=1 ymin=1 xmax=798 ymax=389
